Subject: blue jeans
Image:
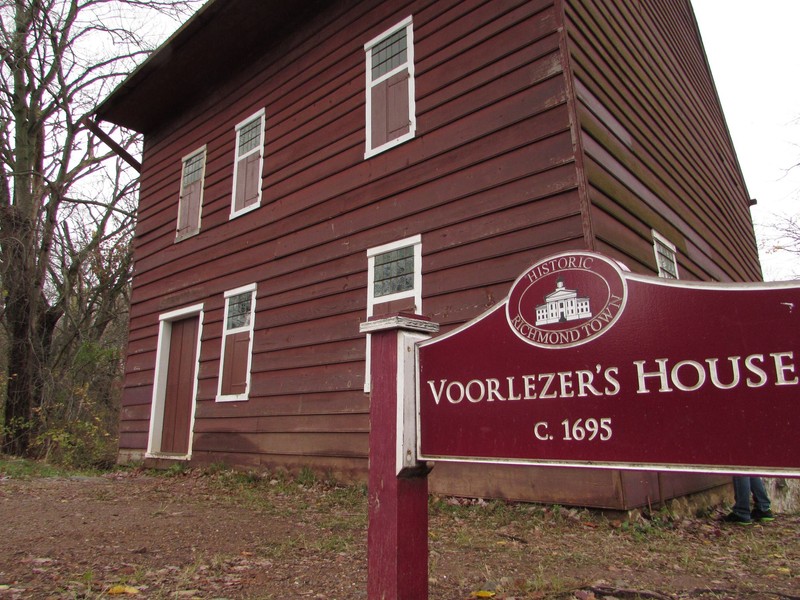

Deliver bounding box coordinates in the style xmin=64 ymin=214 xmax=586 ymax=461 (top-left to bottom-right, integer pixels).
xmin=732 ymin=476 xmax=771 ymax=519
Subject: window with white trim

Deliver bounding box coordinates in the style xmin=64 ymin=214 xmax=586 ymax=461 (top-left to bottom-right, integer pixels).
xmin=652 ymin=230 xmax=679 ymax=279
xmin=365 ymin=235 xmax=422 ymax=391
xmin=231 ymin=109 xmax=265 ymax=218
xmin=364 ymin=17 xmax=416 ymax=158
xmin=176 ymin=147 xmax=206 ymax=240
xmin=217 ymin=284 xmax=257 ymax=401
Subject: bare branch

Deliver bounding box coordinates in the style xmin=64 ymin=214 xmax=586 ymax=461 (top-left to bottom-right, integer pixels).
xmin=0 ymin=0 xmax=202 ymax=455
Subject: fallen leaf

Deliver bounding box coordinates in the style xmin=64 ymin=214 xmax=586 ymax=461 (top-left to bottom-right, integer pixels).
xmin=471 ymin=591 xmax=496 ymax=598
xmin=107 ymin=584 xmax=139 ymax=595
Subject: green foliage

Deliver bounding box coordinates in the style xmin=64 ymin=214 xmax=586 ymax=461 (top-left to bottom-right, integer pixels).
xmin=0 ymin=416 xmax=34 ymax=452
xmin=0 ymin=297 xmax=125 ymax=466
xmin=0 ymin=454 xmax=77 ymax=478
xmin=616 ymin=508 xmax=676 ymax=540
xmin=430 ymin=496 xmax=529 ymax=525
xmin=322 ymin=481 xmax=367 ymax=508
xmin=30 ymin=367 xmax=120 ymax=469
xmin=160 ymin=461 xmax=189 ymax=477
xmin=296 ymin=466 xmax=318 ymax=487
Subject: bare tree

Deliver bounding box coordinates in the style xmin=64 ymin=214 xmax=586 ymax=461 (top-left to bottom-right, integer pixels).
xmin=764 ymin=213 xmax=800 ymax=257
xmin=757 ymin=149 xmax=800 ymax=280
xmin=0 ymin=0 xmax=199 ymax=457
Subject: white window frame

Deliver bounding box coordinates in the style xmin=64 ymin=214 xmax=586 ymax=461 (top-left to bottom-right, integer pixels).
xmin=147 ymin=303 xmax=204 ymax=460
xmin=652 ymin=229 xmax=679 ymax=279
xmin=216 ymin=283 xmax=257 ymax=402
xmin=364 ymin=16 xmax=416 ymax=158
xmin=365 ymin=235 xmax=422 ymax=392
xmin=230 ymin=108 xmax=266 ymax=219
xmin=367 ymin=234 xmax=422 ymax=317
xmin=176 ymin=145 xmax=207 ymax=241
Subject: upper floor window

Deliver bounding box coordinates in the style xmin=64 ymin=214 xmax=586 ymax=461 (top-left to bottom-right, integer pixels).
xmin=217 ymin=284 xmax=257 ymax=402
xmin=176 ymin=146 xmax=206 ymax=240
xmin=231 ymin=109 xmax=265 ymax=218
xmin=364 ymin=17 xmax=416 ymax=158
xmin=652 ymin=230 xmax=679 ymax=279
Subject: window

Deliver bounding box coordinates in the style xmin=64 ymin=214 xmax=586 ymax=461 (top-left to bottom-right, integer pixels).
xmin=652 ymin=230 xmax=679 ymax=279
xmin=176 ymin=147 xmax=206 ymax=240
xmin=373 ymin=245 xmax=415 ymax=298
xmin=367 ymin=235 xmax=422 ymax=318
xmin=231 ymin=109 xmax=265 ymax=218
xmin=365 ymin=235 xmax=422 ymax=391
xmin=364 ymin=17 xmax=416 ymax=158
xmin=217 ymin=284 xmax=257 ymax=401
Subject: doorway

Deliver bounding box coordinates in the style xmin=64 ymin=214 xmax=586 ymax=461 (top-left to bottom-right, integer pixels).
xmin=148 ymin=305 xmax=203 ymax=458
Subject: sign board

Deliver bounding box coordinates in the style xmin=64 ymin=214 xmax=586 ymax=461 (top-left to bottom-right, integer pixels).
xmin=416 ymin=251 xmax=800 ymax=475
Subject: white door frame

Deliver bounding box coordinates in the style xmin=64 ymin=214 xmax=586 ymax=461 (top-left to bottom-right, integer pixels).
xmin=147 ymin=303 xmax=204 ymax=459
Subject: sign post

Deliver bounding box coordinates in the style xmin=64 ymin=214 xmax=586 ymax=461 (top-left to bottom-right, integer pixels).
xmin=363 ymin=251 xmax=800 ymax=599
xmin=360 ymin=315 xmax=438 ymax=600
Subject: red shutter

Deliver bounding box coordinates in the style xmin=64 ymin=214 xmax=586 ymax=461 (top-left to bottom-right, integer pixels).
xmin=371 ymin=79 xmax=389 ymax=150
xmin=371 ymin=69 xmax=410 ymax=150
xmin=177 ymin=187 xmax=190 ymax=235
xmin=386 ymin=70 xmax=410 ymax=140
xmin=243 ymin=152 xmax=261 ymax=208
xmin=220 ymin=330 xmax=250 ymax=396
xmin=178 ymin=180 xmax=201 ymax=235
xmin=234 ymin=152 xmax=261 ymax=212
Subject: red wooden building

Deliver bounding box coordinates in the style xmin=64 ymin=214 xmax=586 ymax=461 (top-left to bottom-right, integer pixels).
xmin=95 ymin=0 xmax=761 ymax=509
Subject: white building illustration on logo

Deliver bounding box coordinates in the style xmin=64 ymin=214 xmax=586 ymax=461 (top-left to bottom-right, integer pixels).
xmin=535 ymin=277 xmax=592 ymax=325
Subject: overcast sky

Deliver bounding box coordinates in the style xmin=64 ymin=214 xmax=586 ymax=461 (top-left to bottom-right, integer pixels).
xmin=692 ymin=0 xmax=800 ymax=280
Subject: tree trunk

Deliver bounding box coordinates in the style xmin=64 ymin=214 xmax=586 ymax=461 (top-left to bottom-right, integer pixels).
xmin=3 ymin=322 xmax=38 ymax=456
xmin=2 ymin=302 xmax=60 ymax=457
xmin=1 ymin=206 xmax=41 ymax=456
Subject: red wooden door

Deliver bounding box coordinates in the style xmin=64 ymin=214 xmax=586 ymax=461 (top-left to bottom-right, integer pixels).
xmin=161 ymin=316 xmax=199 ymax=454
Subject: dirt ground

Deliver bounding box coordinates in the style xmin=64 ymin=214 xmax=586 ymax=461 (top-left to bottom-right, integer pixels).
xmin=1 ymin=467 xmax=799 ymax=599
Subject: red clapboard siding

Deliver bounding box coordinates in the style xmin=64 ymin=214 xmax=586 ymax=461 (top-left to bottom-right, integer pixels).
xmin=192 ymin=432 xmax=368 ymax=458
xmin=564 ymin=0 xmax=759 ymax=283
xmin=192 ymin=413 xmax=369 ymax=435
xmin=109 ymin=0 xmax=756 ymax=508
xmin=194 ymin=391 xmax=368 ymax=420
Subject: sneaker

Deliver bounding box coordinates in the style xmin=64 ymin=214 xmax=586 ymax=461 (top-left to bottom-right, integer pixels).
xmin=723 ymin=512 xmax=752 ymax=525
xmin=751 ymin=508 xmax=775 ymax=522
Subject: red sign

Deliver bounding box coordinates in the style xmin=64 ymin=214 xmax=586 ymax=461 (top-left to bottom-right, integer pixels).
xmin=416 ymin=251 xmax=800 ymax=475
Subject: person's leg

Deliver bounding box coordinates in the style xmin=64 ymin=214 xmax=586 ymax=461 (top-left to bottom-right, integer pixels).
xmin=731 ymin=477 xmax=752 ymax=520
xmin=749 ymin=477 xmax=771 ymax=511
xmin=749 ymin=477 xmax=775 ymax=521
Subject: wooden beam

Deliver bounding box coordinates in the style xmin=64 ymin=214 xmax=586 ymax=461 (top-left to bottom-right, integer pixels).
xmin=83 ymin=117 xmax=141 ymax=173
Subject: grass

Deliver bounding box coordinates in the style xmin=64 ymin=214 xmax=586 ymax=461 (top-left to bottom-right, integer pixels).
xmin=0 ymin=454 xmax=86 ymax=478
xmin=3 ymin=455 xmax=799 ymax=599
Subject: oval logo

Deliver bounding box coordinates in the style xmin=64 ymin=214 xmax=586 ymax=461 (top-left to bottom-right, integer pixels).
xmin=506 ymin=252 xmax=627 ymax=348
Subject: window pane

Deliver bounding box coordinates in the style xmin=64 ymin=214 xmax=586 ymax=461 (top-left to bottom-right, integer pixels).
xmin=182 ymin=153 xmax=204 ymax=187
xmin=374 ymin=246 xmax=414 ymax=297
xmin=655 ymin=241 xmax=678 ymax=279
xmin=226 ymin=292 xmax=252 ymax=329
xmin=238 ymin=118 xmax=262 ymax=156
xmin=371 ymin=28 xmax=407 ymax=79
